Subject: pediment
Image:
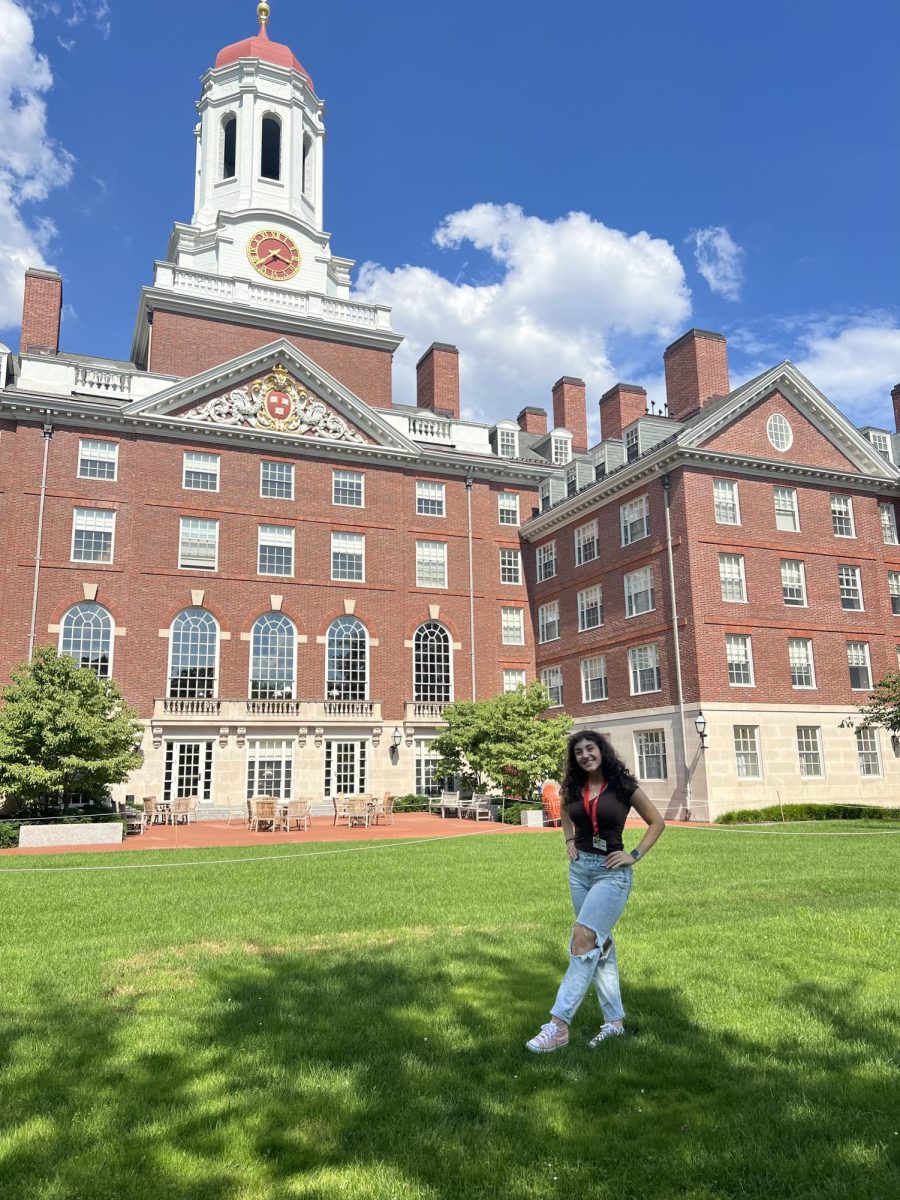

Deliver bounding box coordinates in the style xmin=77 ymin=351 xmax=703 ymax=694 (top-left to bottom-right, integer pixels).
xmin=122 ymin=339 xmax=417 ymax=454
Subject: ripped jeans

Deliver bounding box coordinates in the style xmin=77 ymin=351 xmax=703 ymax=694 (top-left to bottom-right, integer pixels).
xmin=550 ymin=853 xmax=633 ymax=1026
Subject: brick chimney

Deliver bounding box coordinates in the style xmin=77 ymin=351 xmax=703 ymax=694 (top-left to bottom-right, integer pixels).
xmin=551 ymin=376 xmax=587 ymax=453
xmin=892 ymin=383 xmax=900 ymax=434
xmin=517 ymin=406 xmax=548 ymax=436
xmin=663 ymin=329 xmax=730 ymax=422
xmin=599 ymin=383 xmax=647 ymax=442
xmin=416 ymin=342 xmax=459 ymax=419
xmin=20 ymin=268 xmax=62 ymax=355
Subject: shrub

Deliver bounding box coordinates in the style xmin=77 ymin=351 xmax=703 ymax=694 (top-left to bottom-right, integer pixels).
xmin=716 ymin=803 xmax=899 ymax=824
xmin=499 ymin=802 xmax=543 ymax=825
xmin=392 ymin=794 xmax=431 ymax=812
xmin=0 ymin=822 xmax=18 ymax=849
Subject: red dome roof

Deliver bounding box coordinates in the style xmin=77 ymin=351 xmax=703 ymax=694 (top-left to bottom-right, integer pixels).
xmin=215 ymin=25 xmax=313 ymax=89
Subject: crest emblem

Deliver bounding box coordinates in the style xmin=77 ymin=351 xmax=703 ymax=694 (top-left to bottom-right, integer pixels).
xmin=265 ymin=388 xmax=293 ymax=422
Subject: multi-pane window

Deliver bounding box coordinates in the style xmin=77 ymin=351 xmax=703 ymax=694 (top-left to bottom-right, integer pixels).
xmin=628 ymin=643 xmax=660 ymax=695
xmin=326 ymin=616 xmax=368 ymax=701
xmin=719 ymin=554 xmax=747 ymax=603
xmin=503 ymin=669 xmax=527 ymax=693
xmin=625 ymin=426 xmax=640 ymax=463
xmin=78 ymin=438 xmax=118 ymax=480
xmin=497 ymin=428 xmax=518 ymax=459
xmin=889 ymin=572 xmax=900 ymax=616
xmin=59 ymin=603 xmax=113 ymax=678
xmin=726 ymin=635 xmax=754 ymax=686
xmin=413 ymin=622 xmax=452 ymax=702
xmin=416 ymin=481 xmax=446 ymax=517
xmin=574 ymin=520 xmax=599 ymax=566
xmin=838 ymin=565 xmax=863 ymax=610
xmin=796 ymin=727 xmax=824 ymax=778
xmin=551 ymin=435 xmax=572 ymax=466
xmin=250 ymin=612 xmax=295 ymax=699
xmin=855 ymin=728 xmax=882 ymax=777
xmin=247 ymin=739 xmax=294 ymax=801
xmin=624 ymin=566 xmax=655 ymax=617
xmin=332 ymin=469 xmax=364 ymax=507
xmin=183 ymin=451 xmax=219 ymax=492
xmin=332 ymin=532 xmax=365 ymax=582
xmin=168 ymin=608 xmax=218 ymax=698
xmin=781 ymin=559 xmax=807 ymax=607
xmin=501 ymin=607 xmax=525 ymax=645
xmin=581 ymin=655 xmax=608 ymax=702
xmin=713 ymin=479 xmax=740 ymax=524
xmin=733 ymin=726 xmax=761 ymax=779
xmin=847 ymin=642 xmax=872 ymax=691
xmin=416 ymin=540 xmax=447 ymax=588
xmin=498 ymin=492 xmax=520 ymax=526
xmin=541 ymin=665 xmax=563 ymax=707
xmin=868 ymin=431 xmax=893 ymax=458
xmin=635 ymin=730 xmax=667 ymax=780
xmin=260 ymin=460 xmax=294 ymax=500
xmin=258 ymin=525 xmax=294 ymax=576
xmin=620 ymin=494 xmax=650 ymax=545
xmin=538 ymin=601 xmax=560 ymax=643
xmin=164 ymin=740 xmax=214 ymax=804
xmin=880 ymin=503 xmax=899 ymax=545
xmin=830 ymin=495 xmax=855 ymax=538
xmin=774 ymin=486 xmax=799 ymax=532
xmin=179 ymin=517 xmax=218 ymax=570
xmin=499 ymin=549 xmax=522 ymax=585
xmin=324 ymin=740 xmax=367 ymax=797
xmin=71 ymin=508 xmax=115 ymax=563
xmin=788 ymin=638 xmax=816 ymax=689
xmin=415 ymin=738 xmax=444 ymax=796
xmin=577 ymin=585 xmax=603 ymax=631
xmin=536 ymin=541 xmax=557 ymax=581
xmin=767 ymin=413 xmax=793 ymax=451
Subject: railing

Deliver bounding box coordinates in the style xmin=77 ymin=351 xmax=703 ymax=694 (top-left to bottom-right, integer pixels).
xmin=162 ymin=698 xmax=221 ymax=715
xmin=323 ymin=700 xmax=375 ymax=718
xmin=74 ymin=366 xmax=133 ymax=397
xmin=248 ymin=284 xmax=308 ymax=313
xmin=152 ymin=698 xmax=383 ymax=722
xmin=246 ymin=698 xmax=304 ymax=716
xmin=172 ymin=268 xmax=233 ymax=298
xmin=322 ymin=298 xmax=376 ymax=327
xmin=408 ymin=415 xmax=453 ymax=440
xmin=405 ymin=701 xmax=450 ymax=720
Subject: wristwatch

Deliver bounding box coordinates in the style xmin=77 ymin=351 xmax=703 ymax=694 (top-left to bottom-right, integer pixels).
xmin=631 ymin=848 xmax=642 ymax=862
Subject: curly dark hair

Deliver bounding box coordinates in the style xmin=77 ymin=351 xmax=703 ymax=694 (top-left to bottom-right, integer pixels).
xmin=561 ymin=730 xmax=637 ymax=809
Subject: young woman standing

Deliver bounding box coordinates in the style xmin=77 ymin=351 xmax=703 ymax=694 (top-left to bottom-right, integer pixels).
xmin=526 ymin=730 xmax=665 ymax=1052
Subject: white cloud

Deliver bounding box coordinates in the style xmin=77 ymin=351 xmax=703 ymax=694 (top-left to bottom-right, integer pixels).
xmin=689 ymin=225 xmax=744 ymax=302
xmin=0 ymin=0 xmax=74 ymax=330
xmin=355 ymin=203 xmax=691 ymax=427
xmin=794 ymin=319 xmax=900 ymax=427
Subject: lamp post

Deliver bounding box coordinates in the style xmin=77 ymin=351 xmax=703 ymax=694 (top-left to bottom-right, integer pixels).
xmin=694 ymin=710 xmax=708 ymax=752
xmin=390 ymin=726 xmax=403 ymax=763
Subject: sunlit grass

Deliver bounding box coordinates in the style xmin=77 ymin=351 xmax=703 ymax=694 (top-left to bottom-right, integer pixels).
xmin=0 ymin=825 xmax=897 ymax=1199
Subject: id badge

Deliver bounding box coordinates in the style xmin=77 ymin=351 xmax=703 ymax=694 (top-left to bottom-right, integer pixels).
xmin=592 ymin=835 xmax=607 ymax=852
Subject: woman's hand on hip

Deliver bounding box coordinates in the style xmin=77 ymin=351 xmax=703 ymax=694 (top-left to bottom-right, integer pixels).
xmin=565 ymin=840 xmax=579 ymax=862
xmin=604 ymin=850 xmax=636 ymax=869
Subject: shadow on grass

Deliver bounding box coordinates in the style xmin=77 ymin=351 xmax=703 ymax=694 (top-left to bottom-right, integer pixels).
xmin=0 ymin=936 xmax=896 ymax=1199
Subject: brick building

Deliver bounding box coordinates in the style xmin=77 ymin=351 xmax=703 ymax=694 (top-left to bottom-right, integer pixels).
xmin=1 ymin=8 xmax=898 ymax=817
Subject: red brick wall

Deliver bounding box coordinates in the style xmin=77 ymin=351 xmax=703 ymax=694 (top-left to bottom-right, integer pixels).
xmin=702 ymin=390 xmax=860 ymax=472
xmin=416 ymin=344 xmax=460 ymax=419
xmin=552 ymin=377 xmax=588 ymax=453
xmin=19 ymin=269 xmax=62 ymax=355
xmin=599 ymin=383 xmax=647 ymax=442
xmin=147 ymin=310 xmax=394 ymax=409
xmin=663 ymin=329 xmax=729 ymax=421
xmin=518 ymin=407 xmax=548 ymax=436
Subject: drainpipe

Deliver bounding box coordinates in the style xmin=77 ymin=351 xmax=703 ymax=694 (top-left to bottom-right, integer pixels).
xmin=661 ymin=473 xmax=691 ymax=819
xmin=465 ymin=474 xmax=477 ymax=699
xmin=28 ymin=422 xmax=54 ymax=661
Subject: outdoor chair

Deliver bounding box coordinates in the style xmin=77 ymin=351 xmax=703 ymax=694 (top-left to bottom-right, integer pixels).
xmin=439 ymin=790 xmax=461 ymax=818
xmin=143 ymin=796 xmax=170 ymax=825
xmin=226 ymin=797 xmax=250 ymax=827
xmin=332 ymin=794 xmax=351 ymax=826
xmin=374 ymin=791 xmax=395 ymax=825
xmin=346 ymin=796 xmax=371 ymax=828
xmin=283 ymin=798 xmax=311 ymax=832
xmin=124 ymin=807 xmax=146 ymax=836
xmin=249 ymin=795 xmax=278 ymax=832
xmin=542 ymin=782 xmax=562 ymax=828
xmin=171 ymin=796 xmax=196 ymax=824
xmin=468 ymin=793 xmax=493 ymax=822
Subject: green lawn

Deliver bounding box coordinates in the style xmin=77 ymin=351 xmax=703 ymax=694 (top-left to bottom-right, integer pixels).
xmin=0 ymin=825 xmax=897 ymax=1200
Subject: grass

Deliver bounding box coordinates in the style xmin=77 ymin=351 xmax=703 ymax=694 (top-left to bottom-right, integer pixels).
xmin=0 ymin=824 xmax=898 ymax=1200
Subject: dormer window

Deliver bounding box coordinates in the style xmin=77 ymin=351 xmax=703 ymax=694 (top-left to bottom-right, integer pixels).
xmin=625 ymin=426 xmax=640 ymax=462
xmin=496 ymin=425 xmax=518 ymax=459
xmin=551 ymin=433 xmax=572 ymax=466
xmin=866 ymin=430 xmax=894 ymax=462
xmin=221 ymin=114 xmax=236 ymax=180
xmin=261 ymin=115 xmax=282 ymax=180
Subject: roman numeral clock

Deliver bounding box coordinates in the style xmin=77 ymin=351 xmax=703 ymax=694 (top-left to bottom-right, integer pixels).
xmin=247 ymin=228 xmax=301 ymax=281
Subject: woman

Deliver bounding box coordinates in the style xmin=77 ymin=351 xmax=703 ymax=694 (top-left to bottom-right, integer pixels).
xmin=526 ymin=730 xmax=665 ymax=1052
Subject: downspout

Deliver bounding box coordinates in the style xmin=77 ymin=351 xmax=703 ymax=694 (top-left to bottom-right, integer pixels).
xmin=465 ymin=474 xmax=477 ymax=699
xmin=28 ymin=422 xmax=54 ymax=661
xmin=661 ymin=473 xmax=692 ymax=819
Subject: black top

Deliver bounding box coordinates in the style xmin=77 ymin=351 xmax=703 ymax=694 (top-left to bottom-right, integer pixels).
xmin=567 ymin=780 xmax=637 ymax=854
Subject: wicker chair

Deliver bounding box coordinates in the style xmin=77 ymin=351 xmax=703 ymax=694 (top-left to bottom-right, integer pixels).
xmin=332 ymin=793 xmax=351 ymax=826
xmin=283 ymin=798 xmax=311 ymax=832
xmin=346 ymin=796 xmax=371 ymax=828
xmin=249 ymin=795 xmax=278 ymax=832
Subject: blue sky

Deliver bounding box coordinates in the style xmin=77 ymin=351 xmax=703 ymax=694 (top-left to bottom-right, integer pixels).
xmin=3 ymin=0 xmax=899 ymax=436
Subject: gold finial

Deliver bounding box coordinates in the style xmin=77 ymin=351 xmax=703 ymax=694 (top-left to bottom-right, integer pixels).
xmin=257 ymin=2 xmax=270 ymax=29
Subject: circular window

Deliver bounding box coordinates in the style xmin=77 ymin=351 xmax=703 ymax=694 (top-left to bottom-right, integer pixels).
xmin=767 ymin=413 xmax=793 ymax=451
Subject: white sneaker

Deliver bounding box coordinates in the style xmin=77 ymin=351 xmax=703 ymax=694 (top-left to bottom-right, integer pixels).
xmin=526 ymin=1021 xmax=569 ymax=1053
xmin=588 ymin=1023 xmax=625 ymax=1047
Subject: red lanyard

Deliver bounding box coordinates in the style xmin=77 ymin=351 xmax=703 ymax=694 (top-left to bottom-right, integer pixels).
xmin=582 ymin=781 xmax=608 ymax=835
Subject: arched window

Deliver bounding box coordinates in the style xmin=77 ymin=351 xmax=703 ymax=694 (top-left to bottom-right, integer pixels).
xmin=59 ymin=602 xmax=113 ymax=678
xmin=302 ymin=132 xmax=313 ymax=197
xmin=414 ymin=622 xmax=452 ymax=703
xmin=326 ymin=616 xmax=368 ymax=701
xmin=250 ymin=612 xmax=296 ymax=699
xmin=260 ymin=114 xmax=281 ymax=180
xmin=221 ymin=114 xmax=237 ymax=180
xmin=168 ymin=608 xmax=218 ymax=699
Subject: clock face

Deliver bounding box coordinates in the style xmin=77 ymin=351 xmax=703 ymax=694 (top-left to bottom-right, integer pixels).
xmin=247 ymin=228 xmax=301 ymax=281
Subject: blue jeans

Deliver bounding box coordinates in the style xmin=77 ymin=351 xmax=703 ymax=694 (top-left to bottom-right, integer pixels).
xmin=549 ymin=853 xmax=633 ymax=1026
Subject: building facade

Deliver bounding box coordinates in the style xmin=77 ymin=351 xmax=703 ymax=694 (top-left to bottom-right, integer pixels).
xmin=1 ymin=8 xmax=898 ymax=818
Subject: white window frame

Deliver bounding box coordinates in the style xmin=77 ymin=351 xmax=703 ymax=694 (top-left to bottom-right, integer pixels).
xmin=628 ymin=642 xmax=661 ymax=695
xmin=577 ymin=585 xmax=603 ymax=632
xmin=536 ymin=541 xmax=557 ymax=582
xmin=183 ymin=450 xmax=220 ymax=493
xmin=780 ymin=559 xmax=807 ymax=607
xmin=416 ymin=480 xmax=446 ymax=518
xmin=889 ymin=571 xmax=900 ymax=616
xmin=500 ymin=607 xmax=525 ymax=646
xmin=551 ymin=434 xmax=572 ymax=466
xmin=620 ymin=494 xmax=650 ymax=546
xmin=331 ymin=531 xmax=365 ymax=582
xmin=332 ymin=469 xmax=364 ymax=508
xmin=499 ymin=548 xmax=522 ymax=585
xmin=855 ymin=727 xmax=882 ymax=777
xmin=767 ymin=413 xmax=793 ymax=451
xmin=718 ymin=553 xmax=747 ymax=603
xmin=540 ymin=665 xmax=563 ymax=707
xmin=774 ymin=486 xmax=800 ymax=532
xmin=838 ymin=564 xmax=863 ymax=611
xmin=713 ymin=478 xmax=740 ymax=525
xmin=71 ymin=507 xmax=116 ymax=564
xmin=246 ymin=738 xmax=294 ymax=802
xmin=624 ymin=566 xmax=655 ymax=617
xmin=415 ymin=540 xmax=448 ymax=589
xmin=830 ymin=494 xmax=856 ymax=538
xmin=788 ymin=638 xmax=816 ymax=689
xmin=847 ymin=641 xmax=872 ymax=691
xmin=880 ymin=503 xmax=899 ymax=546
xmin=574 ymin=520 xmax=599 ymax=566
xmin=733 ymin=725 xmax=762 ymax=779
xmin=503 ymin=668 xmax=527 ymax=693
xmin=725 ymin=634 xmax=755 ymax=687
xmin=538 ymin=601 xmax=560 ymax=644
xmin=179 ymin=517 xmax=219 ymax=571
xmin=498 ymin=492 xmax=520 ymax=526
xmin=580 ymin=655 xmax=608 ymax=703
xmin=635 ymin=730 xmax=668 ymax=780
xmin=497 ymin=427 xmax=519 ymax=459
xmin=796 ymin=726 xmax=824 ymax=778
xmin=260 ymin=460 xmax=294 ymax=500
xmin=77 ymin=438 xmax=118 ymax=481
xmin=257 ymin=524 xmax=294 ymax=577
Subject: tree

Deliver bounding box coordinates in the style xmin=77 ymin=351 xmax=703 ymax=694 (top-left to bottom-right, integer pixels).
xmin=855 ymin=669 xmax=900 ymax=735
xmin=0 ymin=646 xmax=142 ymax=815
xmin=430 ymin=682 xmax=571 ymax=799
